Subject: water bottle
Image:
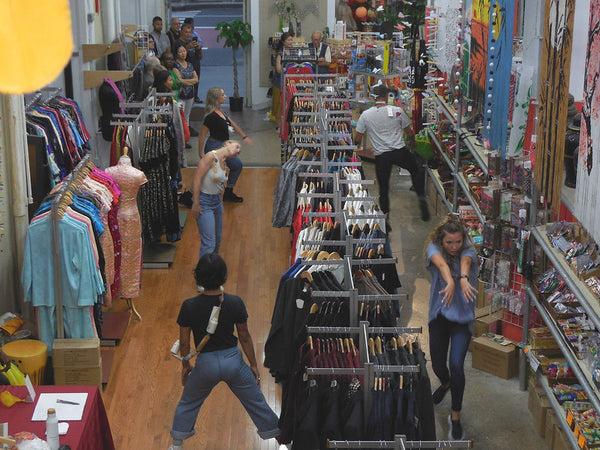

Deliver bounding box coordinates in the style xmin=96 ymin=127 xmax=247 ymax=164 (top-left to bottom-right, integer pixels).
xmin=46 ymin=408 xmax=60 ymax=450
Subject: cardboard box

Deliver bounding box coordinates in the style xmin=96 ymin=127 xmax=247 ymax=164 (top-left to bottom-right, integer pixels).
xmin=473 ymin=314 xmax=500 ymax=338
xmin=527 ymin=383 xmax=552 ymax=437
xmin=52 ymin=338 xmax=100 ymax=367
xmin=471 ymin=335 xmax=519 ymax=379
xmin=552 ymin=422 xmax=572 ymax=450
xmin=54 ymin=364 xmax=102 ymax=389
xmin=545 ymin=408 xmax=557 ymax=448
xmin=476 ymin=279 xmax=487 ymax=308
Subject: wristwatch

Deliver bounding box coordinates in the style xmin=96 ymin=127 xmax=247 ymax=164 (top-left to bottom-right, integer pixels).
xmin=460 ymin=274 xmax=469 ymax=279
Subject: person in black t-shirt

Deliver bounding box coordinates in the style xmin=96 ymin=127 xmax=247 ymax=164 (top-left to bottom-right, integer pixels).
xmin=168 ymin=254 xmax=280 ymax=450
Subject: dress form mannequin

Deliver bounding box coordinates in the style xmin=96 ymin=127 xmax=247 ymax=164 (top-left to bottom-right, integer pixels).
xmin=105 ymin=146 xmax=147 ymax=320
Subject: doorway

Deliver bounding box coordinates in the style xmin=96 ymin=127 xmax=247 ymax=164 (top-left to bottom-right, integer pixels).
xmin=169 ymin=1 xmax=243 ymax=105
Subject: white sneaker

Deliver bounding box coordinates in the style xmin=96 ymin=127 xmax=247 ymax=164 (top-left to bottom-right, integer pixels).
xmin=168 ymin=445 xmax=182 ymax=450
xmin=197 ymin=285 xmax=204 ymax=293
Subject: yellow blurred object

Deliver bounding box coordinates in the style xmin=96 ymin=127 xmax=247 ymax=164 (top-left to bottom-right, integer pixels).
xmin=4 ymin=363 xmax=25 ymax=385
xmin=0 ymin=0 xmax=73 ymax=94
xmin=0 ymin=390 xmax=24 ymax=407
xmin=2 ymin=340 xmax=47 ymax=385
xmin=0 ymin=316 xmax=25 ymax=336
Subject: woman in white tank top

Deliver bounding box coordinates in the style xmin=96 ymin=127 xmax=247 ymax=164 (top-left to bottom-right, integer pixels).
xmin=191 ymin=141 xmax=241 ymax=261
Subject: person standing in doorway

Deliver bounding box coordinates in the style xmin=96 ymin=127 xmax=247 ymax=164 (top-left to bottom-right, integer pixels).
xmin=354 ymin=84 xmax=430 ymax=225
xmin=183 ymin=17 xmax=204 ymax=104
xmin=308 ymin=31 xmax=331 ymax=75
xmin=198 ymin=87 xmax=254 ymax=203
xmin=173 ymin=22 xmax=202 ymax=136
xmin=424 ymin=214 xmax=478 ymax=441
xmin=167 ymin=17 xmax=181 ymax=48
xmin=150 ymin=16 xmax=171 ymax=56
xmin=172 ymin=43 xmax=198 ymax=134
xmin=168 ymin=253 xmax=280 ymax=450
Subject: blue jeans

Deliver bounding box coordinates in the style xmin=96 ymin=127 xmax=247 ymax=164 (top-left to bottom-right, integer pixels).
xmin=204 ymin=137 xmax=243 ymax=187
xmin=170 ymin=347 xmax=280 ymax=441
xmin=428 ymin=314 xmax=472 ymax=412
xmin=197 ymin=193 xmax=223 ymax=259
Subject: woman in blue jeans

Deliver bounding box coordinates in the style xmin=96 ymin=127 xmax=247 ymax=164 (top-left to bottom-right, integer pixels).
xmin=191 ymin=141 xmax=240 ymax=262
xmin=197 ymin=87 xmax=254 ymax=202
xmin=168 ymin=254 xmax=280 ymax=450
xmin=425 ymin=214 xmax=478 ymax=441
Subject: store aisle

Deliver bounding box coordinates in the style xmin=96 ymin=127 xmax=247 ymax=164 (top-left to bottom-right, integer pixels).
xmin=101 ymin=139 xmax=548 ymax=448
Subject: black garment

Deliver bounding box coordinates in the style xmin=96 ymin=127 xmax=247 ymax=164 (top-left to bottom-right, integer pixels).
xmin=413 ymin=347 xmax=437 ymax=441
xmin=99 ymin=81 xmax=121 ymax=141
xmin=167 ymin=28 xmax=180 ymax=47
xmin=203 ymin=111 xmax=231 ymax=142
xmin=565 ymin=127 xmax=579 ymax=185
xmin=177 ymin=292 xmax=247 ymax=352
xmin=375 ymin=147 xmax=425 ymax=215
xmin=308 ymin=42 xmax=329 ymax=75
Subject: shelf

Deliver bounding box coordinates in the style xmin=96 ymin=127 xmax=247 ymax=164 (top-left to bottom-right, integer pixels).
xmin=435 ymin=94 xmax=457 ymax=123
xmin=425 ymin=166 xmax=453 ymax=211
xmin=460 ymin=130 xmax=489 ymax=175
xmin=527 ymin=285 xmax=600 ymax=414
xmin=531 ymin=225 xmax=600 ymax=332
xmin=534 ymin=370 xmax=583 ymax=450
xmin=428 ymin=130 xmax=484 ymax=223
xmin=348 ymin=68 xmax=400 ymax=79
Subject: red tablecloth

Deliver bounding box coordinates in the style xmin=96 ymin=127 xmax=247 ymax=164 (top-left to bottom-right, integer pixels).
xmin=0 ymin=385 xmax=114 ymax=450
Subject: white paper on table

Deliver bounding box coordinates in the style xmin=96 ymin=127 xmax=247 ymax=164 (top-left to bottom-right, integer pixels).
xmin=31 ymin=393 xmax=88 ymax=421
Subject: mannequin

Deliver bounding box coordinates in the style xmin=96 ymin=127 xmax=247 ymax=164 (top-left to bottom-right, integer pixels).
xmin=105 ymin=147 xmax=148 ymax=320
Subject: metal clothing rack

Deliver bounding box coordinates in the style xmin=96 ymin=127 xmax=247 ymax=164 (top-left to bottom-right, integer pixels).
xmin=50 ymin=155 xmax=93 ymax=339
xmin=327 ymin=435 xmax=473 ymax=449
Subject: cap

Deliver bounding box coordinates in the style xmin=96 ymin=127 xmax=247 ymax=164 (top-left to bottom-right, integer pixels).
xmin=372 ymin=84 xmax=389 ymax=98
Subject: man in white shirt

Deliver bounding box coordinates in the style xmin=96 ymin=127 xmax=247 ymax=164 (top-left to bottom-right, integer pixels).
xmin=150 ymin=16 xmax=172 ymax=56
xmin=309 ymin=31 xmax=331 ymax=75
xmin=355 ymin=84 xmax=430 ymax=223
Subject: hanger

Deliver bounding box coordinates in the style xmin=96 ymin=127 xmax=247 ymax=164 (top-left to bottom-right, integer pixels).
xmin=309 ymin=303 xmax=319 ymax=314
xmin=375 ymin=336 xmax=383 ymax=355
xmin=301 ymin=270 xmax=313 ymax=283
xmin=316 ymin=250 xmax=330 ymax=260
xmin=367 ymin=248 xmax=376 ymax=259
xmin=328 ymin=252 xmax=341 ymax=260
xmin=307 ymin=335 xmax=314 ymax=350
xmin=390 ymin=337 xmax=398 ymax=350
xmin=368 ymin=337 xmax=375 ymax=356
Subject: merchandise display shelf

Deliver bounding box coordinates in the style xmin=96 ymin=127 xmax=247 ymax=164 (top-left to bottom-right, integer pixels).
xmin=459 ymin=130 xmax=488 ymax=175
xmin=531 ymin=225 xmax=600 ymax=332
xmin=435 ymin=94 xmax=457 ymax=123
xmin=527 ymin=284 xmax=600 ymax=414
xmin=425 ymin=166 xmax=453 ymax=211
xmin=349 ymin=68 xmax=400 ymax=79
xmin=534 ymin=370 xmax=582 ymax=449
xmin=428 ymin=129 xmax=484 ymax=223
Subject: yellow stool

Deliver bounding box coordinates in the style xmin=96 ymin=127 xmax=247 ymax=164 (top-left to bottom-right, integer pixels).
xmin=2 ymin=339 xmax=48 ymax=385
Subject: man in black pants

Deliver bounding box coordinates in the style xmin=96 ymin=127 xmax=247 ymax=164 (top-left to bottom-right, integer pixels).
xmin=354 ymin=84 xmax=430 ymax=225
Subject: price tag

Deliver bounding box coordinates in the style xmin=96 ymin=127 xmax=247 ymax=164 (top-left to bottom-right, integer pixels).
xmin=528 ymin=352 xmax=540 ymax=372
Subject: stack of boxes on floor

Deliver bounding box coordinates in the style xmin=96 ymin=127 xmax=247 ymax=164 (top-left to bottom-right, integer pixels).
xmin=52 ymin=338 xmax=102 ymax=389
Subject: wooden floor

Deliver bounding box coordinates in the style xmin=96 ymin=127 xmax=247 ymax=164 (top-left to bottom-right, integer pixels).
xmin=102 ymin=168 xmax=290 ymax=449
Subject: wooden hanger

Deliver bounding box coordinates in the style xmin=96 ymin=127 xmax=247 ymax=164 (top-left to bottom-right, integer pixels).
xmin=350 ymin=338 xmax=357 ymax=356
xmin=316 ymin=250 xmax=330 ymax=260
xmin=367 ymin=249 xmax=376 ymax=259
xmin=301 ymin=271 xmax=313 ymax=282
xmin=368 ymin=337 xmax=375 ymax=356
xmin=375 ymin=336 xmax=383 ymax=355
xmin=307 ymin=335 xmax=314 ymax=350
xmin=390 ymin=337 xmax=398 ymax=350
xmin=328 ymin=252 xmax=341 ymax=260
xmin=373 ymin=222 xmax=380 ymax=231
xmin=309 ymin=303 xmax=319 ymax=314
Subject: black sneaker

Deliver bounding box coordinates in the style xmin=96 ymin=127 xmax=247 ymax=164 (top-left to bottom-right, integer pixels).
xmin=189 ymin=127 xmax=199 ymax=137
xmin=448 ymin=414 xmax=465 ymax=440
xmin=419 ymin=199 xmax=430 ymax=222
xmin=432 ymin=382 xmax=450 ymax=405
xmin=223 ymin=188 xmax=243 ymax=203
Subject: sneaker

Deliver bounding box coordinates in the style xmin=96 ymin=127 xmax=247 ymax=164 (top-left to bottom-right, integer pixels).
xmin=432 ymin=382 xmax=450 ymax=405
xmin=197 ymin=285 xmax=204 ymax=293
xmin=448 ymin=414 xmax=465 ymax=440
xmin=168 ymin=446 xmax=182 ymax=450
xmin=189 ymin=127 xmax=199 ymax=137
xmin=419 ymin=199 xmax=430 ymax=222
xmin=223 ymin=188 xmax=243 ymax=203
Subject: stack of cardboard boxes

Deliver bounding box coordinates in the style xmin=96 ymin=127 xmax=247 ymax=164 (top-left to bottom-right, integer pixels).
xmin=52 ymin=338 xmax=102 ymax=389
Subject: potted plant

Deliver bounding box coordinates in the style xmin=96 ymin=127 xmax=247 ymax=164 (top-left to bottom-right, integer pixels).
xmin=215 ymin=19 xmax=254 ymax=111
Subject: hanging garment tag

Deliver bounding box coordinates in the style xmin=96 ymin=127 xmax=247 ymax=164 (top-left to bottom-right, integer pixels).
xmin=296 ymin=298 xmax=305 ymax=309
xmin=387 ymin=106 xmax=394 ymax=117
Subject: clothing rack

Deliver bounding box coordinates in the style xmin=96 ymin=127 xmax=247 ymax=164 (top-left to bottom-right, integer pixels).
xmin=24 ymin=87 xmax=63 ymax=110
xmin=327 ymin=435 xmax=473 ymax=449
xmin=50 ymin=155 xmax=92 ymax=338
